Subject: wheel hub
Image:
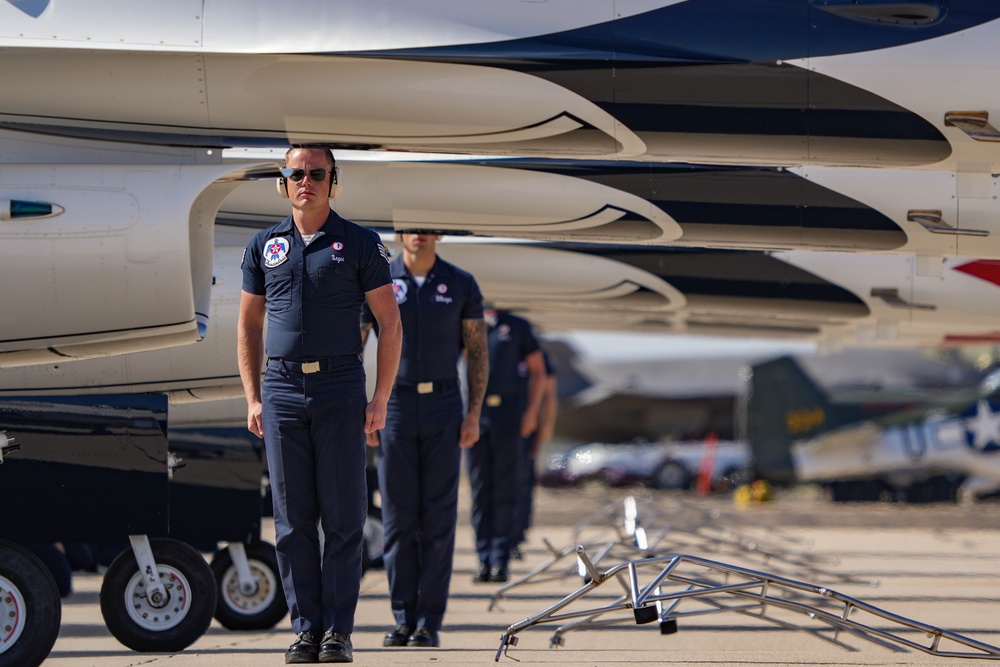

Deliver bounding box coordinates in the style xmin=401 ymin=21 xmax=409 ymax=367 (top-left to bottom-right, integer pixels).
xmin=125 ymin=565 xmax=191 ymax=631
xmin=0 ymin=575 xmax=26 ymax=654
xmin=222 ymin=561 xmax=277 ymax=614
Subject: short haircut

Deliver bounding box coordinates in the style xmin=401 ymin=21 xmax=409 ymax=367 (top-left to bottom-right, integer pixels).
xmin=284 ymin=146 xmax=335 ymax=169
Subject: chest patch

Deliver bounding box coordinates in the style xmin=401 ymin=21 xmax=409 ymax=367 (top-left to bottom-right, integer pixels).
xmin=392 ymin=278 xmax=408 ymax=305
xmin=330 ymin=240 xmax=347 ymax=263
xmin=263 ymin=237 xmax=290 ymax=268
xmin=435 ymin=282 xmax=453 ymax=304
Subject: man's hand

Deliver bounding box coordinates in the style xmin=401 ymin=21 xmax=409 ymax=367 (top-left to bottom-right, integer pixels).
xmin=459 ymin=413 xmax=480 ymax=449
xmin=247 ymin=400 xmax=263 ymax=438
xmin=365 ymin=397 xmax=388 ymax=434
xmin=367 ymin=430 xmax=381 ymax=447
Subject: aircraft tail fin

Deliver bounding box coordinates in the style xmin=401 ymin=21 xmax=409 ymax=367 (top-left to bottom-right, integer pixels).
xmin=742 ymin=355 xmax=836 ymax=484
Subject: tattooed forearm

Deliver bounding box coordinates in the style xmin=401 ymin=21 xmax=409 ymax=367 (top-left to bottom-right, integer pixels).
xmin=462 ymin=318 xmax=488 ymax=415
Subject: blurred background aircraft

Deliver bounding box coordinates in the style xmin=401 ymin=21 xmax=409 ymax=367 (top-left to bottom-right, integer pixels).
xmin=745 ymin=354 xmax=1000 ymax=503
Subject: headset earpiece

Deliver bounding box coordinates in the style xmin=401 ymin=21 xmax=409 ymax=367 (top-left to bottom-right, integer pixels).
xmin=329 ymin=164 xmax=343 ymax=199
xmin=276 ymin=177 xmax=289 ymax=199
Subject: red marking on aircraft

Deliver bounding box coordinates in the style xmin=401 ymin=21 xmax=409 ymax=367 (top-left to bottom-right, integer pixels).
xmin=954 ymin=260 xmax=1000 ymax=287
xmin=944 ymin=332 xmax=1000 ymax=344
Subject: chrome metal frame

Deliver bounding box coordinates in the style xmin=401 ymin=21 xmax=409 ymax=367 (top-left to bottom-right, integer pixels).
xmin=490 ymin=495 xmax=875 ymax=612
xmin=494 ymin=548 xmax=1000 ymax=662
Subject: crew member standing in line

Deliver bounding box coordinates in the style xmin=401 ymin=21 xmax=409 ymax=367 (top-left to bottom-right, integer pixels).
xmin=361 ymin=230 xmax=488 ymax=649
xmin=468 ymin=306 xmax=545 ymax=583
xmin=511 ymin=348 xmax=558 ymax=560
xmin=239 ymin=147 xmax=401 ymax=665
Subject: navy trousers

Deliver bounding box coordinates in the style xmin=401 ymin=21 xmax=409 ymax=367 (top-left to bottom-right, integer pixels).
xmin=467 ymin=397 xmax=523 ymax=569
xmin=262 ymin=358 xmax=367 ymax=635
xmin=378 ymin=383 xmax=463 ymax=631
xmin=512 ymin=434 xmax=538 ymax=547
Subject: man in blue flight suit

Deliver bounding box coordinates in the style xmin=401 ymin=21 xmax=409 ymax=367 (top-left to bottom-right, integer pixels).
xmin=511 ymin=349 xmax=558 ymax=560
xmin=361 ymin=230 xmax=488 ymax=649
xmin=239 ymin=147 xmax=402 ymax=664
xmin=468 ymin=306 xmax=545 ymax=583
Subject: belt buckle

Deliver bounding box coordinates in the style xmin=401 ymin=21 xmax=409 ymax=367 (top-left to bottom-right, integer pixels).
xmin=486 ymin=395 xmax=502 ymax=407
xmin=302 ymin=361 xmax=321 ymax=374
xmin=417 ymin=381 xmax=434 ymax=394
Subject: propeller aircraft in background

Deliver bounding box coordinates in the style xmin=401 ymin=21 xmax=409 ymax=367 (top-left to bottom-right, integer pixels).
xmin=746 ymin=355 xmax=1000 ymax=502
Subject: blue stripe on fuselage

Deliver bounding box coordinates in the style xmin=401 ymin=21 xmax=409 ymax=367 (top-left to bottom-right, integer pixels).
xmin=354 ymin=0 xmax=1000 ymax=64
xmin=437 ymin=158 xmax=901 ymax=235
xmin=334 ymin=0 xmax=998 ymax=158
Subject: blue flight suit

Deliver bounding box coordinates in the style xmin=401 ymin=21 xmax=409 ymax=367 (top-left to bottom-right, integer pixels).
xmin=513 ymin=350 xmax=556 ymax=549
xmin=468 ymin=312 xmax=540 ymax=572
xmin=242 ymin=211 xmax=390 ymax=636
xmin=361 ymin=255 xmax=483 ymax=632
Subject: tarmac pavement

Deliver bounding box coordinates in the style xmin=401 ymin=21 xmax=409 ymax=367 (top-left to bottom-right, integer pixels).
xmin=42 ymin=486 xmax=1000 ymax=666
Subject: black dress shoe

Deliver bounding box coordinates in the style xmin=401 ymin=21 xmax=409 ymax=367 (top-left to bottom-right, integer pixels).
xmin=285 ymin=631 xmax=322 ymax=664
xmin=489 ymin=565 xmax=508 ymax=583
xmin=406 ymin=625 xmax=440 ymax=648
xmin=473 ymin=562 xmax=491 ymax=583
xmin=318 ymin=631 xmax=353 ymax=663
xmin=382 ymin=623 xmax=413 ymax=647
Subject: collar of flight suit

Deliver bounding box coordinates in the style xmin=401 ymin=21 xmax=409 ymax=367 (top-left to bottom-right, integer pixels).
xmin=268 ymin=210 xmax=347 ymax=242
xmin=389 ymin=254 xmax=449 ymax=283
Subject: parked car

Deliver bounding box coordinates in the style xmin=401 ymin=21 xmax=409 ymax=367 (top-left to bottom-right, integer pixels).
xmin=540 ymin=440 xmax=752 ymax=491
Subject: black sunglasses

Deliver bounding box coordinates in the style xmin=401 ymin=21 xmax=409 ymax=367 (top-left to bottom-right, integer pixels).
xmin=280 ymin=167 xmax=334 ymax=183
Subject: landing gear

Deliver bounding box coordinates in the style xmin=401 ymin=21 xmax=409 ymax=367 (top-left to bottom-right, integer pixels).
xmin=0 ymin=541 xmax=61 ymax=667
xmin=100 ymin=537 xmax=216 ymax=653
xmin=210 ymin=541 xmax=287 ymax=630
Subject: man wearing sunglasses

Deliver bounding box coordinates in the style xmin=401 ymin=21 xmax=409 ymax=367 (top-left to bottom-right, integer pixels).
xmin=239 ymin=147 xmax=401 ymax=664
xmin=360 ymin=230 xmax=487 ymax=650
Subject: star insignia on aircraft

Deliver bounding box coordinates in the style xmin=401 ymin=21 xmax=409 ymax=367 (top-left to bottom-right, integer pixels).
xmin=963 ymin=399 xmax=1000 ymax=453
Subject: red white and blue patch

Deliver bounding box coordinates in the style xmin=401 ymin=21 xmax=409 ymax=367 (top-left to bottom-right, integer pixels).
xmin=263 ymin=237 xmax=289 ymax=268
xmin=332 ymin=241 xmax=344 ymax=251
xmin=437 ymin=283 xmax=448 ymax=294
xmin=392 ymin=278 xmax=408 ymax=305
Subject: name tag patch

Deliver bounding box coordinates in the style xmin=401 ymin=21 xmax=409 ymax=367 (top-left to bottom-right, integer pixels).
xmin=435 ymin=282 xmax=453 ymax=304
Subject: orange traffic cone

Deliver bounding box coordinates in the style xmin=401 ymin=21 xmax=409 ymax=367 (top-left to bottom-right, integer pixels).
xmin=695 ymin=432 xmax=718 ymax=496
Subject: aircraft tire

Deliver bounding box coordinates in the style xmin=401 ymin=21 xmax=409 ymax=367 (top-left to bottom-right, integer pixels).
xmin=0 ymin=540 xmax=61 ymax=667
xmin=210 ymin=541 xmax=287 ymax=631
xmin=652 ymin=461 xmax=691 ymax=490
xmin=100 ymin=538 xmax=216 ymax=653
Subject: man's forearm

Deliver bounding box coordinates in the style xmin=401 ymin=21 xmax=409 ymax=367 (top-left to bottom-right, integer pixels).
xmin=373 ymin=320 xmax=401 ymax=401
xmin=237 ymin=329 xmax=264 ymax=403
xmin=462 ymin=319 xmax=488 ymax=417
xmin=537 ymin=377 xmax=558 ymax=443
xmin=524 ymin=352 xmax=546 ymax=416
